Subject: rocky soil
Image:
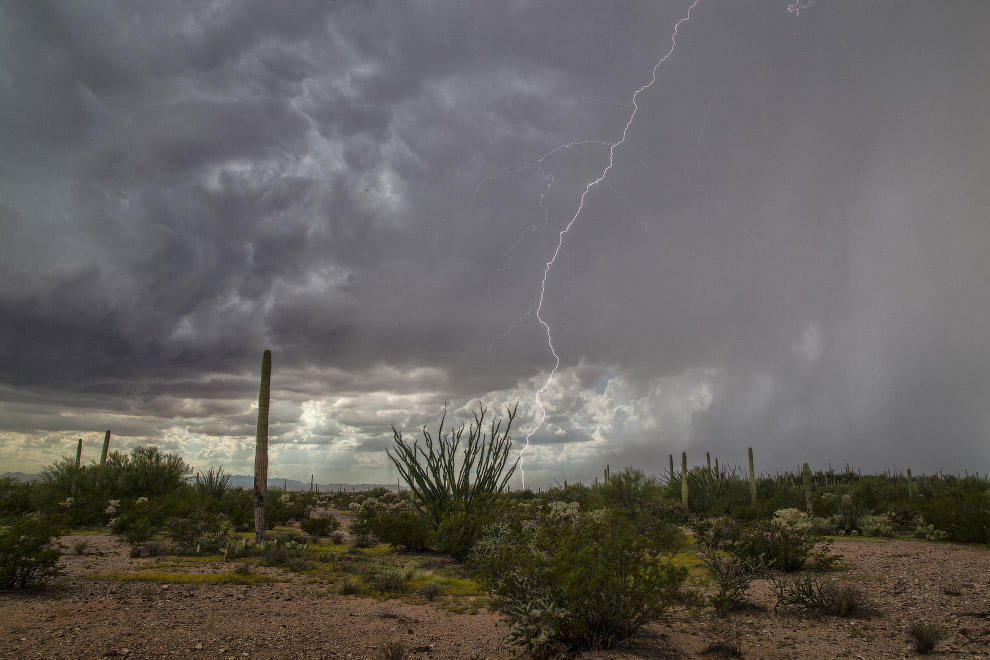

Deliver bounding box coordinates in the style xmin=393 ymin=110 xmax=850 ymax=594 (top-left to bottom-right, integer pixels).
xmin=1 ymin=534 xmax=988 ymax=659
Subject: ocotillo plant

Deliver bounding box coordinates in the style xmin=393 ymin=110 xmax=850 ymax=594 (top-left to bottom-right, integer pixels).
xmin=802 ymin=463 xmax=814 ymax=516
xmin=75 ymin=439 xmax=83 ymax=469
xmin=681 ymin=451 xmax=689 ymax=510
xmin=100 ymin=430 xmax=111 ymax=465
xmin=748 ymin=447 xmax=757 ymax=506
xmin=254 ymin=349 xmax=272 ymax=544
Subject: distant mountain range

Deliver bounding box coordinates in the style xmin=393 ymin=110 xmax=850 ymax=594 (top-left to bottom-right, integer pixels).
xmin=1 ymin=471 xmax=397 ymax=492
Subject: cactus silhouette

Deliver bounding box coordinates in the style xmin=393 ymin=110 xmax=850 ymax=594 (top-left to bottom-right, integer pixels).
xmin=100 ymin=430 xmax=111 ymax=465
xmin=681 ymin=451 xmax=689 ymax=511
xmin=254 ymin=349 xmax=272 ymax=544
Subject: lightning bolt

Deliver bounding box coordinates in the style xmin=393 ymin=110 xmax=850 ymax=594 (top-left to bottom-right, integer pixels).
xmin=517 ymin=0 xmax=703 ymax=488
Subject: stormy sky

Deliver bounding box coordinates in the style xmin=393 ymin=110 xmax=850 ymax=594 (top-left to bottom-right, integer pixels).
xmin=1 ymin=1 xmax=988 ymax=487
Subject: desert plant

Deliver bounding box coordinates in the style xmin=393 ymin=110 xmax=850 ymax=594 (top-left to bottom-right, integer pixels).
xmin=301 ymin=512 xmax=341 ymax=537
xmin=352 ymin=498 xmax=436 ymax=552
xmin=770 ymin=573 xmax=869 ymax=617
xmin=388 ymin=402 xmax=518 ymax=529
xmin=195 ymin=466 xmax=231 ymax=501
xmin=0 ymin=517 xmax=62 ymax=589
xmin=72 ymin=540 xmax=88 ymax=555
xmin=253 ymin=350 xmax=272 ymax=544
xmin=100 ymin=430 xmax=111 ymax=465
xmin=366 ymin=564 xmax=407 ymax=593
xmin=908 ymin=622 xmax=947 ymax=654
xmin=339 ymin=576 xmax=361 ymax=595
xmin=381 ymin=640 xmax=408 ymax=660
xmin=417 ymin=580 xmax=446 ymax=600
xmin=475 ymin=507 xmax=686 ymax=656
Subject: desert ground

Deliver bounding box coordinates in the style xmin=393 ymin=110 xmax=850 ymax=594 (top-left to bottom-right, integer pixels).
xmin=1 ymin=529 xmax=988 ymax=659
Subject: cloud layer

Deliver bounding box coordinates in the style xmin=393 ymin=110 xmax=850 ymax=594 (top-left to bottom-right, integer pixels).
xmin=2 ymin=1 xmax=989 ymax=485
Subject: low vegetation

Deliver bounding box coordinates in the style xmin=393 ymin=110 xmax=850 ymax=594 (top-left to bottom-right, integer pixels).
xmin=1 ymin=418 xmax=986 ymax=658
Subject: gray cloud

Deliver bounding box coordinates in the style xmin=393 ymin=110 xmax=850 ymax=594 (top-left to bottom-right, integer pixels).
xmin=1 ymin=1 xmax=988 ymax=485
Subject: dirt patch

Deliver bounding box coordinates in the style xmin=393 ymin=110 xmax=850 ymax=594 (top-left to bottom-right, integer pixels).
xmin=1 ymin=535 xmax=988 ymax=659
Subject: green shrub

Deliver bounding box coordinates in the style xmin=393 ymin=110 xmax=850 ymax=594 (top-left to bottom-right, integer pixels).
xmin=908 ymin=622 xmax=947 ymax=654
xmin=732 ymin=514 xmax=826 ymax=573
xmin=475 ymin=508 xmax=686 ymax=656
xmin=301 ymin=512 xmax=341 ymax=537
xmin=417 ymin=580 xmax=446 ymax=600
xmin=220 ymin=488 xmax=254 ymax=530
xmin=0 ymin=517 xmax=63 ymax=589
xmin=351 ymin=496 xmax=436 ymax=552
xmin=0 ymin=478 xmax=36 ymax=522
xmin=366 ymin=564 xmax=408 ymax=593
xmin=918 ymin=491 xmax=990 ymax=543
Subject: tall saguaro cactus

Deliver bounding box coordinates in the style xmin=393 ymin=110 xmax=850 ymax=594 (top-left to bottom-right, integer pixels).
xmin=681 ymin=451 xmax=689 ymax=511
xmin=748 ymin=447 xmax=757 ymax=506
xmin=802 ymin=462 xmax=814 ymax=516
xmin=100 ymin=430 xmax=111 ymax=465
xmin=75 ymin=439 xmax=83 ymax=469
xmin=253 ymin=349 xmax=272 ymax=544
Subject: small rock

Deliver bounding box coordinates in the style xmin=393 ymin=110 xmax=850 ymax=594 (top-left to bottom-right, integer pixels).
xmin=194 ymin=643 xmax=203 ymax=650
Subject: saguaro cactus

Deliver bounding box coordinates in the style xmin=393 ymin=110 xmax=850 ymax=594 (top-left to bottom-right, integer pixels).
xmin=75 ymin=439 xmax=83 ymax=469
xmin=748 ymin=447 xmax=757 ymax=506
xmin=802 ymin=463 xmax=814 ymax=516
xmin=841 ymin=494 xmax=854 ymax=532
xmin=681 ymin=451 xmax=689 ymax=511
xmin=253 ymin=349 xmax=272 ymax=544
xmin=669 ymin=454 xmax=675 ymax=482
xmin=907 ymin=468 xmax=916 ymax=500
xmin=100 ymin=430 xmax=111 ymax=465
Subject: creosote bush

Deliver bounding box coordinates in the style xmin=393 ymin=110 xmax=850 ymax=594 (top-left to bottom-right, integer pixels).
xmin=0 ymin=517 xmax=63 ymax=589
xmin=473 ymin=506 xmax=687 ymax=657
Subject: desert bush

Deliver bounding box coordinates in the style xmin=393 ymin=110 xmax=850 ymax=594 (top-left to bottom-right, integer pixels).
xmin=116 ymin=446 xmax=192 ymax=499
xmin=474 ymin=507 xmax=686 ymax=657
xmin=908 ymin=622 xmax=947 ymax=654
xmin=0 ymin=516 xmax=63 ymax=589
xmin=300 ymin=512 xmax=341 ymax=537
xmin=381 ymin=640 xmax=408 ymax=660
xmin=770 ymin=573 xmax=870 ymax=617
xmin=417 ymin=580 xmax=446 ymax=600
xmin=220 ymin=488 xmax=254 ymax=530
xmin=366 ymin=564 xmax=408 ymax=593
xmin=352 ymin=496 xmax=436 ymax=552
xmin=732 ymin=513 xmax=826 ymax=573
xmin=917 ymin=491 xmax=990 ymax=543
xmin=164 ymin=509 xmax=232 ymax=552
xmin=339 ymin=576 xmax=361 ymax=595
xmin=0 ymin=478 xmax=37 ymax=522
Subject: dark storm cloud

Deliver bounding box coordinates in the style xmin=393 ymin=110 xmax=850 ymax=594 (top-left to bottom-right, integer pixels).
xmin=1 ymin=1 xmax=988 ymax=482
